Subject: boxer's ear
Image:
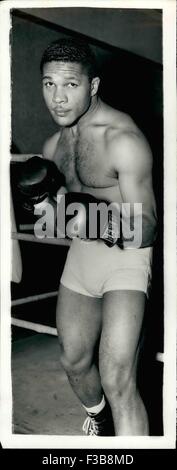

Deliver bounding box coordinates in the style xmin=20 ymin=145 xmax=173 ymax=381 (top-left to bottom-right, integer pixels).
xmin=90 ymin=77 xmax=100 ymax=96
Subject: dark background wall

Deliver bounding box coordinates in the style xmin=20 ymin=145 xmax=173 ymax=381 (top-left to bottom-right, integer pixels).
xmin=17 ymin=8 xmax=163 ymax=63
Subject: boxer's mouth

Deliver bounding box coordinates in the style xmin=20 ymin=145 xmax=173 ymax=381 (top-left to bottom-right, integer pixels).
xmin=54 ymin=108 xmax=70 ymax=116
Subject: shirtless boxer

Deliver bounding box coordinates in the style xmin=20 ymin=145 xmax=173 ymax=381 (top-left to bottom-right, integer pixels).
xmin=40 ymin=38 xmax=157 ymax=436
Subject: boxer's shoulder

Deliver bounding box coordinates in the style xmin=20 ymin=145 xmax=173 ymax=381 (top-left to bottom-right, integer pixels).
xmin=43 ymin=131 xmax=61 ymax=161
xmin=104 ymin=114 xmax=152 ymax=171
xmin=101 ymin=105 xmax=136 ymax=146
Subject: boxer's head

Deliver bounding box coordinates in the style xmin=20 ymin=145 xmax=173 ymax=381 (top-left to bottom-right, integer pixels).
xmin=40 ymin=38 xmax=98 ymax=81
xmin=41 ymin=38 xmax=100 ymax=126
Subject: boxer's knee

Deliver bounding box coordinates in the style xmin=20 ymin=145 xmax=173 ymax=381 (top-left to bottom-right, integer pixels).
xmin=59 ymin=341 xmax=92 ymax=376
xmin=100 ymin=356 xmax=136 ymax=402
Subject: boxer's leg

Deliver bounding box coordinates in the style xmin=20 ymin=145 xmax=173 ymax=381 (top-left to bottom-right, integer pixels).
xmin=99 ymin=290 xmax=149 ymax=435
xmin=56 ymin=284 xmax=103 ymax=407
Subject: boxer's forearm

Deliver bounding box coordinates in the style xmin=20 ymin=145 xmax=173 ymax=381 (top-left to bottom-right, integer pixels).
xmin=141 ymin=214 xmax=157 ymax=248
xmin=121 ymin=213 xmax=157 ymax=249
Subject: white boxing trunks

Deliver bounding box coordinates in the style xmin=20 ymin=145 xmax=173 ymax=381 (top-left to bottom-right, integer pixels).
xmin=60 ymin=238 xmax=153 ymax=298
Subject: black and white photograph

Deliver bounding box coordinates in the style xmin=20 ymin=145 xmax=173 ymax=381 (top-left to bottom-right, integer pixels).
xmin=0 ymin=0 xmax=176 ymax=460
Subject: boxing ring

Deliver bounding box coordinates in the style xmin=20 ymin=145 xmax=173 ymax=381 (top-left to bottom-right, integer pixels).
xmin=11 ymin=154 xmax=164 ymax=364
xmin=11 ymin=233 xmax=70 ymax=337
xmin=11 ymin=154 xmax=69 ymax=336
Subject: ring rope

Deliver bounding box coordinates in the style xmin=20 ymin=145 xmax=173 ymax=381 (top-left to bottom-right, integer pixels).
xmin=12 ymin=317 xmax=57 ymax=336
xmin=12 ymin=232 xmax=71 ymax=247
xmin=12 ymin=291 xmax=58 ymax=307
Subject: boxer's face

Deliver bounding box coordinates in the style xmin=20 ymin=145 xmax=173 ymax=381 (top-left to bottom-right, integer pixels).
xmin=42 ymin=61 xmax=99 ymax=127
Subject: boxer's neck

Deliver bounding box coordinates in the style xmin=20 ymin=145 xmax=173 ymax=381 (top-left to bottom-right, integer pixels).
xmin=70 ymin=96 xmax=100 ymax=137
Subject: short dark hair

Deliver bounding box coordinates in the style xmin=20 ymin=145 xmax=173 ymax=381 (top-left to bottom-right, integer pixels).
xmin=40 ymin=38 xmax=98 ymax=80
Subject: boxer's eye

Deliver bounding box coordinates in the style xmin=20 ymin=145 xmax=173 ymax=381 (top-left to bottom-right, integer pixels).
xmin=44 ymin=81 xmax=54 ymax=88
xmin=67 ymin=82 xmax=78 ymax=88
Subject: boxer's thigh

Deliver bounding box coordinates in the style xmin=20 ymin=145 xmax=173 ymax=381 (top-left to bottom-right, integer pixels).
xmin=99 ymin=290 xmax=146 ymax=374
xmin=56 ymin=284 xmax=102 ymax=364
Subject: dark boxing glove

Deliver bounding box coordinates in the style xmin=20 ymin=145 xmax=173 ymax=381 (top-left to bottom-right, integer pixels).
xmin=16 ymin=158 xmax=124 ymax=248
xmin=62 ymin=192 xmax=123 ymax=248
xmin=16 ymin=156 xmax=66 ymax=212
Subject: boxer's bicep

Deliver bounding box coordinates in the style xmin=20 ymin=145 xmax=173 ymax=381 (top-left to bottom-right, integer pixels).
xmin=112 ymin=134 xmax=157 ymax=247
xmin=42 ymin=131 xmax=61 ymax=160
xmin=119 ymin=168 xmax=150 ymax=209
xmin=43 ymin=132 xmax=68 ymax=196
xmin=114 ymin=134 xmax=153 ymax=207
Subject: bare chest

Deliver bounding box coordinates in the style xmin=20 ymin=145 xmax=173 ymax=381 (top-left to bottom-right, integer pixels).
xmin=53 ymin=129 xmax=116 ymax=190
